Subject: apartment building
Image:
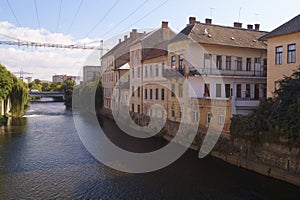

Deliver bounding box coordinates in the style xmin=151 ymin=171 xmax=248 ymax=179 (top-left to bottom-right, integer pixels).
xmin=83 ymin=65 xmax=101 ymax=82
xmin=167 ymin=17 xmax=268 ymax=120
xmin=260 ymin=14 xmax=300 ymax=97
xmin=101 ymin=29 xmax=144 ymax=113
xmin=129 ymin=21 xmax=176 ymax=117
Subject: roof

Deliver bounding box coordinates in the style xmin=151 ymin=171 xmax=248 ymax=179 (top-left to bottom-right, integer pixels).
xmin=142 ymin=40 xmax=168 ymax=61
xmin=101 ymin=32 xmax=144 ymax=59
xmin=170 ymin=23 xmax=268 ymax=49
xmin=260 ymin=14 xmax=300 ymax=40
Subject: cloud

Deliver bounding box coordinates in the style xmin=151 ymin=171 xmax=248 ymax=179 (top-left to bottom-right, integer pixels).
xmin=0 ymin=21 xmax=102 ymax=81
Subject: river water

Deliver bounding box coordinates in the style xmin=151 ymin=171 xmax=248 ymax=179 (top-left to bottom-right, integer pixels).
xmin=0 ymin=101 xmax=299 ymax=199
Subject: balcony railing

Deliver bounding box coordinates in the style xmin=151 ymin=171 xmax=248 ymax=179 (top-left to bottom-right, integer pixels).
xmin=189 ymin=67 xmax=267 ymax=77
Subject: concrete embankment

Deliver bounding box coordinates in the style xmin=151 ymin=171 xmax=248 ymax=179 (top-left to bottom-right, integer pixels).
xmin=210 ymin=150 xmax=300 ymax=186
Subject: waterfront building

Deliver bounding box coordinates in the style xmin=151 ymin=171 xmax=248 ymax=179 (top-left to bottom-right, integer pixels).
xmin=101 ymin=29 xmax=144 ymax=113
xmin=129 ymin=21 xmax=176 ymax=120
xmin=260 ymin=14 xmax=300 ymax=97
xmin=52 ymin=74 xmax=67 ymax=83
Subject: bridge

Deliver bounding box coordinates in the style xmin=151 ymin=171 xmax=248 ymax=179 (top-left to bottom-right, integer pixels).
xmin=29 ymin=91 xmax=65 ymax=100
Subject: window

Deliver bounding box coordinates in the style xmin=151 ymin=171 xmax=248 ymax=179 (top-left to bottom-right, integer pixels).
xmin=204 ymin=83 xmax=210 ymax=97
xmin=216 ymin=55 xmax=222 ymax=70
xmin=138 ymin=67 xmax=140 ymax=78
xmin=150 ymin=65 xmax=153 ymax=77
xmin=216 ymin=84 xmax=222 ymax=98
xmin=207 ymin=112 xmax=212 ymax=124
xmin=179 ymin=54 xmax=184 ymax=73
xmin=162 ymin=62 xmax=165 ymax=75
xmin=246 ymin=58 xmax=251 ymax=71
xmin=156 ymin=65 xmax=159 ymax=76
xmin=237 ymin=57 xmax=242 ymax=71
xmin=145 ymin=89 xmax=148 ymax=99
xmin=156 ymin=88 xmax=159 ymax=100
xmin=150 ymin=89 xmax=153 ymax=99
xmin=276 ymin=46 xmax=283 ymax=65
xmin=137 ymin=86 xmax=140 ymax=97
xmin=171 ymin=106 xmax=175 ymax=117
xmin=179 ymin=110 xmax=182 ymax=119
xmin=132 ymin=68 xmax=134 ymax=79
xmin=226 ymin=56 xmax=231 ymax=70
xmin=288 ymin=44 xmax=296 ymax=63
xmin=192 ymin=111 xmax=199 ymax=122
xmin=171 ymin=55 xmax=176 ymax=67
xmin=145 ymin=66 xmax=148 ymax=77
xmin=171 ymin=84 xmax=175 ymax=97
xmin=246 ymin=84 xmax=251 ymax=98
xmin=204 ymin=54 xmax=212 ymax=69
xmin=161 ymin=88 xmax=165 ymax=101
xmin=236 ymin=84 xmax=241 ymax=98
xmin=132 ymin=86 xmax=134 ymax=97
xmin=138 ymin=105 xmax=140 ymax=113
xmin=132 ymin=104 xmax=134 ymax=112
xmin=178 ymin=83 xmax=183 ymax=97
xmin=219 ymin=115 xmax=225 ymax=125
xmin=225 ymin=84 xmax=231 ymax=98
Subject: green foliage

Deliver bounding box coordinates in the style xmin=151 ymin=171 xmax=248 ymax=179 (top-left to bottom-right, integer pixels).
xmin=0 ymin=64 xmax=14 ymax=99
xmin=0 ymin=64 xmax=29 ymax=117
xmin=0 ymin=115 xmax=8 ymax=126
xmin=10 ymin=78 xmax=29 ymax=117
xmin=231 ymin=66 xmax=300 ymax=147
xmin=62 ymin=79 xmax=74 ymax=109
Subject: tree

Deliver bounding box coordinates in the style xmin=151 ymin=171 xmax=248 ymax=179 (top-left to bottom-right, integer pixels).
xmin=62 ymin=79 xmax=74 ymax=109
xmin=274 ymin=67 xmax=300 ymax=138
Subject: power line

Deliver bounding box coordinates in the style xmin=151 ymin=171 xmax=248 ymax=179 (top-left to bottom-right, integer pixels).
xmin=33 ymin=0 xmax=41 ymax=30
xmin=66 ymin=0 xmax=83 ymax=34
xmin=82 ymin=0 xmax=120 ymax=38
xmin=6 ymin=0 xmax=22 ymax=27
xmin=120 ymin=0 xmax=169 ymax=33
xmin=100 ymin=0 xmax=150 ymax=38
xmin=56 ymin=0 xmax=63 ymax=32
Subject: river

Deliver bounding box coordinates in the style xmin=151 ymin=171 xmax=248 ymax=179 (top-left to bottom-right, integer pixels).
xmin=0 ymin=101 xmax=299 ymax=199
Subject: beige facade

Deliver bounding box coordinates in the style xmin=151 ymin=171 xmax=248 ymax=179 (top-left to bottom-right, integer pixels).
xmin=265 ymin=33 xmax=300 ymax=97
xmin=129 ymin=21 xmax=176 ymax=116
xmin=167 ymin=17 xmax=268 ymax=117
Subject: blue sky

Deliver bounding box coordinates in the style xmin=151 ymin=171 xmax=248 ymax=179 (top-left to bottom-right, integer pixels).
xmin=0 ymin=0 xmax=299 ymax=80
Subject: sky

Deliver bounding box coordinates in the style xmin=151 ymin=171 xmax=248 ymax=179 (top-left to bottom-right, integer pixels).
xmin=0 ymin=0 xmax=299 ymax=81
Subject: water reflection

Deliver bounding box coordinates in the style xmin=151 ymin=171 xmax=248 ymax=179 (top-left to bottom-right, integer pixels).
xmin=0 ymin=102 xmax=299 ymax=199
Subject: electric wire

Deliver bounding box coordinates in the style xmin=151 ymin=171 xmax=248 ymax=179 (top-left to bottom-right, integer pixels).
xmin=33 ymin=0 xmax=41 ymax=30
xmin=6 ymin=0 xmax=22 ymax=27
xmin=56 ymin=0 xmax=63 ymax=32
xmin=82 ymin=0 xmax=120 ymax=38
xmin=66 ymin=0 xmax=83 ymax=34
xmin=120 ymin=0 xmax=169 ymax=33
xmin=99 ymin=0 xmax=150 ymax=38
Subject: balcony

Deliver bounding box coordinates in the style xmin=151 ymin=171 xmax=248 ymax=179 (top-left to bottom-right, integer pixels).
xmin=188 ymin=67 xmax=267 ymax=77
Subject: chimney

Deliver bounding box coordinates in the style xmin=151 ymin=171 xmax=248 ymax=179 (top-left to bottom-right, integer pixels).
xmin=162 ymin=21 xmax=169 ymax=29
xmin=254 ymin=24 xmax=260 ymax=31
xmin=124 ymin=35 xmax=128 ymax=40
xmin=119 ymin=39 xmax=122 ymax=43
xmin=130 ymin=29 xmax=137 ymax=39
xmin=205 ymin=18 xmax=212 ymax=24
xmin=247 ymin=24 xmax=253 ymax=30
xmin=189 ymin=17 xmax=196 ymax=24
xmin=233 ymin=22 xmax=242 ymax=28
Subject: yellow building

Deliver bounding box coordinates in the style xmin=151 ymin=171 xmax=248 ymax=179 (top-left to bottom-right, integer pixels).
xmin=167 ymin=17 xmax=268 ymax=118
xmin=260 ymin=14 xmax=300 ymax=97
